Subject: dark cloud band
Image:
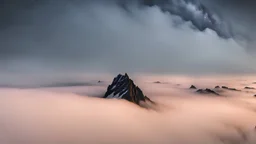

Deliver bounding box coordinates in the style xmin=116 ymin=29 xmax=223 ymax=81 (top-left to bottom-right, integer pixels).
xmin=122 ymin=0 xmax=233 ymax=38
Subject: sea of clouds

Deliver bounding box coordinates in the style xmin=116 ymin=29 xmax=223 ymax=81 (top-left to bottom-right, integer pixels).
xmin=0 ymin=75 xmax=256 ymax=144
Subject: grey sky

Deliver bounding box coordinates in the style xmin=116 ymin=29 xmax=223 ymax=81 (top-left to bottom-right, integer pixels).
xmin=0 ymin=0 xmax=256 ymax=84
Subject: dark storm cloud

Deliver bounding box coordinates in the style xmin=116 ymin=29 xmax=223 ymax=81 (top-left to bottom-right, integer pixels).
xmin=131 ymin=0 xmax=233 ymax=38
xmin=0 ymin=0 xmax=255 ymax=38
xmin=0 ymin=0 xmax=256 ymax=83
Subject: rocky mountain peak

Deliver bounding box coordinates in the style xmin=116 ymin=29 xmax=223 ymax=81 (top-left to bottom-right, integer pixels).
xmin=103 ymin=73 xmax=154 ymax=106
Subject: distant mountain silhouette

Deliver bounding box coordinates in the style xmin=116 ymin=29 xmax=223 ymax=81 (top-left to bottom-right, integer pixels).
xmin=190 ymin=85 xmax=197 ymax=89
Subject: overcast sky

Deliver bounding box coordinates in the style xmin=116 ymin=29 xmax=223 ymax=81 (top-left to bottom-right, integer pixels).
xmin=0 ymin=0 xmax=256 ymax=84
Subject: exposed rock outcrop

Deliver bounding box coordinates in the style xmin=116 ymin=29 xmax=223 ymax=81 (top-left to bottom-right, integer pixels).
xmin=103 ymin=73 xmax=155 ymax=107
xmin=215 ymin=86 xmax=220 ymax=89
xmin=244 ymin=87 xmax=255 ymax=90
xmin=222 ymin=86 xmax=229 ymax=89
xmin=196 ymin=88 xmax=220 ymax=96
xmin=222 ymin=86 xmax=241 ymax=91
xmin=154 ymin=81 xmax=161 ymax=84
xmin=190 ymin=85 xmax=197 ymax=89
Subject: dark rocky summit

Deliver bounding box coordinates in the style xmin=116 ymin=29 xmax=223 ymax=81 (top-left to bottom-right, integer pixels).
xmin=215 ymin=86 xmax=220 ymax=89
xmin=222 ymin=86 xmax=229 ymax=89
xmin=154 ymin=81 xmax=161 ymax=84
xmin=222 ymin=86 xmax=241 ymax=91
xmin=196 ymin=88 xmax=220 ymax=96
xmin=190 ymin=85 xmax=197 ymax=89
xmin=103 ymin=73 xmax=155 ymax=106
xmin=244 ymin=87 xmax=255 ymax=90
xmin=229 ymin=88 xmax=240 ymax=91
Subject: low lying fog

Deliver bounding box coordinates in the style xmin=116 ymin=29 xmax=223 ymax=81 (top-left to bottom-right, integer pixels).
xmin=1 ymin=75 xmax=256 ymax=144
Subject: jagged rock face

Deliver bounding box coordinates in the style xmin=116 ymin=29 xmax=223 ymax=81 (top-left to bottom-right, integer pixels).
xmin=196 ymin=88 xmax=220 ymax=96
xmin=103 ymin=73 xmax=150 ymax=105
xmin=215 ymin=86 xmax=220 ymax=89
xmin=196 ymin=88 xmax=220 ymax=95
xmin=245 ymin=87 xmax=255 ymax=90
xmin=222 ymin=86 xmax=229 ymax=89
xmin=222 ymin=86 xmax=241 ymax=91
xmin=190 ymin=85 xmax=197 ymax=89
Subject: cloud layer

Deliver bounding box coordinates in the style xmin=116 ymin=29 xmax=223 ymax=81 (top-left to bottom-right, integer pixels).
xmin=1 ymin=75 xmax=256 ymax=144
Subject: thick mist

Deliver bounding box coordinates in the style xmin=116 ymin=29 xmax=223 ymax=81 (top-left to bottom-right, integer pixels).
xmin=0 ymin=0 xmax=256 ymax=85
xmin=1 ymin=75 xmax=256 ymax=144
